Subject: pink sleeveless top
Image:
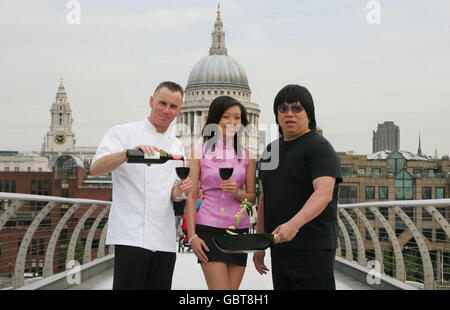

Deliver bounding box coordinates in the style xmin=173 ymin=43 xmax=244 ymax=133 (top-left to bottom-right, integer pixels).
xmin=196 ymin=139 xmax=249 ymax=229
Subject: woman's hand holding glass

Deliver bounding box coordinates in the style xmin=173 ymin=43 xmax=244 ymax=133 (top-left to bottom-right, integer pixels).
xmin=218 ymin=162 xmax=234 ymax=198
xmin=220 ymin=179 xmax=239 ymax=195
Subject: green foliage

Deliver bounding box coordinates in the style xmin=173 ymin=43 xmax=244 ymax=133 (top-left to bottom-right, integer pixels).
xmin=57 ymin=234 xmax=84 ymax=270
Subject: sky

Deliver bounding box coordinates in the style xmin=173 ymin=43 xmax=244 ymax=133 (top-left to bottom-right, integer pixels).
xmin=1 ymin=0 xmax=449 ymax=157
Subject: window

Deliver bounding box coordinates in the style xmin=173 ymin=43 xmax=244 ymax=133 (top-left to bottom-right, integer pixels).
xmin=365 ymin=186 xmax=375 ymax=199
xmin=366 ymin=208 xmax=375 ymax=220
xmin=61 ymin=189 xmax=69 ymax=198
xmin=39 ymin=258 xmax=44 ymax=275
xmin=436 ymin=229 xmax=447 ymax=242
xmin=31 ymin=180 xmax=36 ymax=194
xmin=341 ymin=167 xmax=352 ymax=177
xmin=0 ymin=180 xmax=2 ymax=191
xmin=44 ymin=180 xmax=49 ymax=195
xmin=427 ymin=169 xmax=435 ymax=177
xmin=413 ymin=169 xmax=422 ymax=176
xmin=39 ymin=239 xmax=45 ymax=255
xmin=422 ymin=228 xmax=432 ymax=240
xmin=387 ymin=150 xmax=406 ymax=174
xmin=436 ymin=187 xmax=445 ymax=199
xmin=4 ymin=167 xmax=9 ymax=172
xmin=339 ymin=186 xmax=358 ymax=204
xmin=357 ymin=168 xmax=366 ymax=175
xmin=422 ymin=208 xmax=433 ymax=221
xmin=14 ymin=167 xmax=19 ymax=172
xmin=422 ymin=187 xmax=432 ymax=199
xmin=99 ymin=218 xmax=108 ymax=229
xmin=372 ymin=168 xmax=381 ymax=177
xmin=379 ymin=186 xmax=388 ymax=199
xmin=32 ymin=239 xmax=37 ymax=255
xmin=379 ymin=207 xmax=389 ymax=218
xmin=4 ymin=180 xmax=9 ymax=192
xmin=379 ymin=227 xmax=389 ymax=241
xmin=37 ymin=180 xmax=43 ymax=194
xmin=395 ymin=169 xmax=413 ymax=200
xmin=436 ymin=207 xmax=446 ymax=217
xmin=11 ymin=180 xmax=16 ymax=193
xmin=84 ymin=218 xmax=96 ymax=230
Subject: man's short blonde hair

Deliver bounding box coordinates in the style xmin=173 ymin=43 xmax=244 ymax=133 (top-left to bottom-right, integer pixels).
xmin=154 ymin=81 xmax=184 ymax=98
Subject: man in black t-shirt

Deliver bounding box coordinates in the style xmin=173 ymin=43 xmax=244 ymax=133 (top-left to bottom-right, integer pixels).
xmin=254 ymin=84 xmax=342 ymax=290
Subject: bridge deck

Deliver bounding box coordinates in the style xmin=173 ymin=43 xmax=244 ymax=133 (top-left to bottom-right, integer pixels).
xmin=70 ymin=251 xmax=373 ymax=290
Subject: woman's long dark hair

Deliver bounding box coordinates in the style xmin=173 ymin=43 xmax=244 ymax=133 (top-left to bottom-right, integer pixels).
xmin=202 ymin=95 xmax=249 ymax=159
xmin=273 ymin=84 xmax=317 ymax=136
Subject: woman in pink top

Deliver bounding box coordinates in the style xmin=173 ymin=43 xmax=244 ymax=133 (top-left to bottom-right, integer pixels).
xmin=186 ymin=96 xmax=256 ymax=290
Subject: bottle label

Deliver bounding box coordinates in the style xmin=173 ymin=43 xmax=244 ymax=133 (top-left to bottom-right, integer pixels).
xmin=144 ymin=152 xmax=160 ymax=160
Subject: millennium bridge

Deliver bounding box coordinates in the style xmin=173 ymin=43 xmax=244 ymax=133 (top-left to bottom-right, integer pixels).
xmin=0 ymin=193 xmax=448 ymax=290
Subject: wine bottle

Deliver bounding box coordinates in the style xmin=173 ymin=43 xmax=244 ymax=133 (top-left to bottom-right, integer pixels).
xmin=126 ymin=149 xmax=183 ymax=164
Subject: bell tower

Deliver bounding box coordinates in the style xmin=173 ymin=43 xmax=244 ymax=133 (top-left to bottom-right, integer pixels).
xmin=42 ymin=77 xmax=76 ymax=156
xmin=209 ymin=3 xmax=227 ymax=55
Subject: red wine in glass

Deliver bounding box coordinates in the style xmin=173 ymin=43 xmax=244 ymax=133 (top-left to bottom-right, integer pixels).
xmin=176 ymin=167 xmax=190 ymax=179
xmin=219 ymin=168 xmax=234 ymax=180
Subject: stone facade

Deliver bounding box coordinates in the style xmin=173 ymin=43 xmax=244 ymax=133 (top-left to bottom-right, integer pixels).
xmin=0 ymin=154 xmax=51 ymax=172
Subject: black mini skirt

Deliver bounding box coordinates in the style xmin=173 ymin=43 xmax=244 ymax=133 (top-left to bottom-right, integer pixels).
xmin=195 ymin=224 xmax=249 ymax=267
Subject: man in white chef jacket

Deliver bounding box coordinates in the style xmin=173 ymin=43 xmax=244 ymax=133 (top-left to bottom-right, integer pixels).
xmin=90 ymin=81 xmax=193 ymax=290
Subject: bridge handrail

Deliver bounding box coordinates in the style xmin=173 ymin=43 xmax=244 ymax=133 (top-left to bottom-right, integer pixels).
xmin=0 ymin=192 xmax=112 ymax=205
xmin=337 ymin=199 xmax=450 ymax=290
xmin=338 ymin=198 xmax=450 ymax=209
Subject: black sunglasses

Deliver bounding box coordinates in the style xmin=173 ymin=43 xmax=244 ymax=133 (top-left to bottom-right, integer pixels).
xmin=278 ymin=104 xmax=304 ymax=114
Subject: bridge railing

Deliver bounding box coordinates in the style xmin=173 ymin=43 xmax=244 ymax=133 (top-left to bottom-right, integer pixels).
xmin=337 ymin=199 xmax=450 ymax=290
xmin=0 ymin=193 xmax=112 ymax=289
xmin=1 ymin=192 xmax=449 ymax=290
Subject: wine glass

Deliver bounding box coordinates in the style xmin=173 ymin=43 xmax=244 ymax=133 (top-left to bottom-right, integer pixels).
xmin=219 ymin=162 xmax=234 ymax=199
xmin=175 ymin=160 xmax=190 ymax=200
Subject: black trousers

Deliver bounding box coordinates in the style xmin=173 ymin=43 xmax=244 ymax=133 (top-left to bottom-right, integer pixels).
xmin=112 ymin=245 xmax=176 ymax=290
xmin=270 ymin=248 xmax=336 ymax=290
